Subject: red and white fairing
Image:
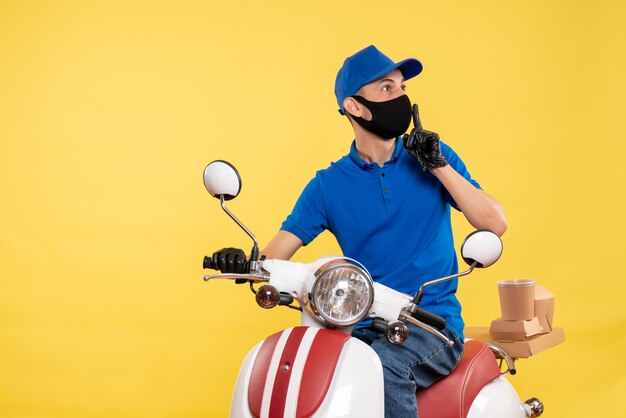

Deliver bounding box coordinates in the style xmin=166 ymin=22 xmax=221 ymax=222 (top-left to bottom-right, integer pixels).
xmin=230 ymin=326 xmax=383 ymax=418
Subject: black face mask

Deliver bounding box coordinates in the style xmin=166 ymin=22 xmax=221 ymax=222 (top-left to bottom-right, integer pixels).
xmin=349 ymin=94 xmax=412 ymax=139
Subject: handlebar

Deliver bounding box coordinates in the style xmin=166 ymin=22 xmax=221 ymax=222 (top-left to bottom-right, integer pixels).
xmin=411 ymin=307 xmax=447 ymax=331
xmin=203 ymin=255 xmax=250 ymax=273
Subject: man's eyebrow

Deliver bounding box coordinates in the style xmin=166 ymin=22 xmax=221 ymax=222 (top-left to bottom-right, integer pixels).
xmin=377 ymin=78 xmax=406 ymax=85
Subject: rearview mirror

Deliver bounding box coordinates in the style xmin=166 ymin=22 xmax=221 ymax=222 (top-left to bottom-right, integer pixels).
xmin=203 ymin=160 xmax=242 ymax=200
xmin=461 ymin=230 xmax=503 ymax=268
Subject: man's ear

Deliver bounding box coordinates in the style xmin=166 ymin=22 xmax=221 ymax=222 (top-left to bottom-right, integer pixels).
xmin=343 ymin=97 xmax=362 ymax=118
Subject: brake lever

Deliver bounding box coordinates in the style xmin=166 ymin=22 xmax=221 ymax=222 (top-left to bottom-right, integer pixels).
xmin=400 ymin=314 xmax=455 ymax=347
xmin=203 ymin=273 xmax=270 ymax=282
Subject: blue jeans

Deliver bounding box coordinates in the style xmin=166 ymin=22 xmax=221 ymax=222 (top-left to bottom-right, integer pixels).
xmin=352 ymin=323 xmax=464 ymax=418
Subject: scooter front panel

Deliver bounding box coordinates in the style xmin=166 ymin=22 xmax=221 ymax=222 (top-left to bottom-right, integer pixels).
xmin=296 ymin=328 xmax=353 ymax=417
xmin=242 ymin=326 xmax=354 ymax=418
xmin=269 ymin=327 xmax=309 ymax=417
xmin=309 ymin=336 xmax=384 ymax=417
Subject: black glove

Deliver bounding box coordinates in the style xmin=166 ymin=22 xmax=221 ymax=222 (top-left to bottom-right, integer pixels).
xmin=402 ymin=104 xmax=448 ymax=171
xmin=206 ymin=247 xmax=248 ymax=273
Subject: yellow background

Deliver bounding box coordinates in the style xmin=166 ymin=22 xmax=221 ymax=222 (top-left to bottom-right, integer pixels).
xmin=1 ymin=1 xmax=624 ymax=417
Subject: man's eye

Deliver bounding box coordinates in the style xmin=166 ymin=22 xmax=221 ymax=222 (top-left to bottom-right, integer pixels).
xmin=382 ymin=85 xmax=390 ymax=91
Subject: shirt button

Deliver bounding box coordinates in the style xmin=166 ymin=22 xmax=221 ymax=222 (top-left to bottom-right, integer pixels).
xmin=381 ymin=172 xmax=386 ymax=177
xmin=384 ymin=188 xmax=389 ymax=193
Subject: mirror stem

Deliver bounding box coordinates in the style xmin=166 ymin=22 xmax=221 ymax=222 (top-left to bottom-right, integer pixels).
xmin=220 ymin=195 xmax=259 ymax=269
xmin=413 ymin=262 xmax=477 ymax=305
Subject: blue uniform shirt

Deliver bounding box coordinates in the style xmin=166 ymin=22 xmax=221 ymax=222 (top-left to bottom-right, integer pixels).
xmin=281 ymin=139 xmax=480 ymax=339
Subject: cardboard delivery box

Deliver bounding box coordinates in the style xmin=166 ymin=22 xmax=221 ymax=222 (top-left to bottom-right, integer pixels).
xmin=534 ymin=285 xmax=555 ymax=333
xmin=466 ymin=327 xmax=565 ymax=359
xmin=489 ymin=317 xmax=544 ymax=341
xmin=467 ymin=283 xmax=564 ymax=358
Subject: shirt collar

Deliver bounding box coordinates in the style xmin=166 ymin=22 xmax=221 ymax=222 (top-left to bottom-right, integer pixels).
xmin=349 ymin=138 xmax=403 ymax=169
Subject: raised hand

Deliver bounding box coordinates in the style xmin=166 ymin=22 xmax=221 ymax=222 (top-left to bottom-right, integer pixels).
xmin=402 ymin=104 xmax=448 ymax=171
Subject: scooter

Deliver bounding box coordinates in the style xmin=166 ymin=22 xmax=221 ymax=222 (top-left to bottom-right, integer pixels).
xmin=201 ymin=160 xmax=544 ymax=418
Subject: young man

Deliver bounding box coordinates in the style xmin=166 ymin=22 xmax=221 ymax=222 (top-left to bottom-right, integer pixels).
xmin=213 ymin=45 xmax=507 ymax=417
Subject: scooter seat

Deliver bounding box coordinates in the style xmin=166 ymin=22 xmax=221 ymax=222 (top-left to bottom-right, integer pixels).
xmin=416 ymin=340 xmax=501 ymax=418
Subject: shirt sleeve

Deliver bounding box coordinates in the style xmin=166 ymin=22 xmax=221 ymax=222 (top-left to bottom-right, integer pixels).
xmin=440 ymin=142 xmax=482 ymax=211
xmin=280 ymin=173 xmax=328 ymax=245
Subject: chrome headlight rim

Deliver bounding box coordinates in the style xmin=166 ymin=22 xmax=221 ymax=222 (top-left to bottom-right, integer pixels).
xmin=306 ymin=258 xmax=374 ymax=328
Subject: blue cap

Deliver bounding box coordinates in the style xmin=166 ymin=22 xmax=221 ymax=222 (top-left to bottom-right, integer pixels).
xmin=334 ymin=45 xmax=423 ymax=115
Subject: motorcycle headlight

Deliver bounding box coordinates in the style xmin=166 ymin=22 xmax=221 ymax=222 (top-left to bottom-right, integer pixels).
xmin=307 ymin=258 xmax=374 ymax=327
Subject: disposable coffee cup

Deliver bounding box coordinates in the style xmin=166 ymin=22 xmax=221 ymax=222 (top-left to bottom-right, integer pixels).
xmin=497 ymin=279 xmax=536 ymax=320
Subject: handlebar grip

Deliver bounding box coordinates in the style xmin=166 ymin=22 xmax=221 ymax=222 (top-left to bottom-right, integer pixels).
xmin=411 ymin=307 xmax=447 ymax=331
xmin=203 ymin=255 xmax=217 ymax=270
xmin=371 ymin=317 xmax=389 ymax=333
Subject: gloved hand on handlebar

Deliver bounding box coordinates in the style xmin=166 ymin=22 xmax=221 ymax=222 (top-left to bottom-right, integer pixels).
xmin=205 ymin=247 xmax=248 ymax=273
xmin=402 ymin=104 xmax=448 ymax=171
